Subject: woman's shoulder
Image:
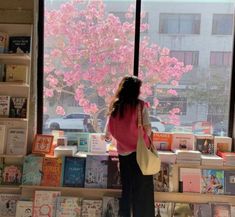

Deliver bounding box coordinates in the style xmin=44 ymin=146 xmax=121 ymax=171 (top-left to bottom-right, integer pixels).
xmin=138 ymin=99 xmax=150 ymax=108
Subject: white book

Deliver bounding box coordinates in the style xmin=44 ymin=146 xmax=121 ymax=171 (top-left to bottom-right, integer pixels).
xmin=177 ymin=160 xmax=201 ymax=165
xmin=0 ymin=125 xmax=6 ymax=154
xmin=195 ymin=134 xmax=214 ymax=155
xmin=214 ymin=136 xmax=232 ymax=153
xmin=81 ymin=199 xmax=102 ymax=217
xmin=158 ymin=151 xmax=176 ymax=163
xmin=0 ymin=96 xmax=10 ymax=117
xmin=54 ymin=145 xmax=77 ymax=157
xmin=15 ymin=201 xmax=33 ymax=217
xmin=89 ymin=133 xmax=106 ymax=154
xmin=171 ymin=133 xmax=195 ymax=151
xmin=175 ymin=150 xmax=201 ymax=160
xmin=201 ymin=155 xmax=223 ymax=166
xmin=0 ymin=194 xmax=21 ymax=216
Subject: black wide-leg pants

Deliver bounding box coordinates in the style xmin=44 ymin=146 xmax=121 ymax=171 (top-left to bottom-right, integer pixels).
xmin=118 ymin=152 xmax=155 ymax=217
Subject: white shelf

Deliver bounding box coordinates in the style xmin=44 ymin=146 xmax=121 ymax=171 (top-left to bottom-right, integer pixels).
xmin=175 ymin=164 xmax=235 ymax=170
xmin=0 ymin=54 xmax=31 ymax=65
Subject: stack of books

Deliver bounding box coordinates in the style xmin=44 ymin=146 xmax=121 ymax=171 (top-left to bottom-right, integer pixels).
xmin=217 ymin=151 xmax=235 ymax=166
xmin=175 ymin=150 xmax=201 ymax=165
xmin=201 ymin=155 xmax=223 ymax=166
xmin=158 ymin=151 xmax=176 ymax=164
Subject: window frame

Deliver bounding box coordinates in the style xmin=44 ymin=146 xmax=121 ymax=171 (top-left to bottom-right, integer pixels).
xmin=212 ymin=13 xmax=234 ymax=35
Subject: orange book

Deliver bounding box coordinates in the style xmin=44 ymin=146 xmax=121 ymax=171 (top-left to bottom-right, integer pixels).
xmin=152 ymin=132 xmax=172 ymax=151
xmin=41 ymin=157 xmax=62 ymax=187
xmin=32 ymin=134 xmax=54 ymax=155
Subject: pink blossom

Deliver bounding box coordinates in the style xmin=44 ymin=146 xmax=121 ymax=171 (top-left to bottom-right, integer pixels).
xmin=56 ymin=106 xmax=65 ymax=116
xmin=167 ymin=89 xmax=178 ymax=96
xmin=44 ymin=88 xmax=54 ymax=97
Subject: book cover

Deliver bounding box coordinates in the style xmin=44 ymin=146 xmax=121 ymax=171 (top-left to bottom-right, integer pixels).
xmin=33 ymin=190 xmax=61 ymax=217
xmin=2 ymin=164 xmax=22 ymax=185
xmin=0 ymin=194 xmax=21 ymax=217
xmin=22 ymin=155 xmax=43 ymax=185
xmin=9 ymin=97 xmax=27 ymax=118
xmin=8 ymin=36 xmax=31 ymax=54
xmin=6 ymin=128 xmax=27 ymax=155
xmin=62 ymin=156 xmax=86 ymax=187
xmin=54 ymin=146 xmax=77 ymax=157
xmin=81 ymin=200 xmax=102 ymax=217
xmin=32 ymin=134 xmax=54 ymax=155
xmin=154 ymin=202 xmax=173 ymax=217
xmin=0 ymin=32 xmax=8 ymax=53
xmin=214 ymin=136 xmax=232 ymax=153
xmin=89 ymin=133 xmax=106 ymax=153
xmin=56 ymin=196 xmax=82 ymax=217
xmin=5 ymin=65 xmax=28 ymax=83
xmin=201 ymin=169 xmax=224 ymax=194
xmin=195 ymin=134 xmax=214 ymax=155
xmin=41 ymin=157 xmax=62 ymax=187
xmin=64 ymin=131 xmax=79 ymax=146
xmin=0 ymin=125 xmax=6 ymax=154
xmin=171 ymin=133 xmax=194 ymax=151
xmin=153 ymin=163 xmax=170 ymax=192
xmin=0 ymin=64 xmax=5 ymax=82
xmin=173 ymin=203 xmax=194 ymax=217
xmin=77 ymin=132 xmax=90 ymax=152
xmin=0 ymin=96 xmax=10 ymax=117
xmin=102 ymin=197 xmax=119 ymax=217
xmin=15 ymin=201 xmax=33 ymax=217
xmin=107 ymin=156 xmax=122 ymax=189
xmin=194 ymin=203 xmax=211 ymax=217
xmin=211 ymin=203 xmax=231 ymax=217
xmin=152 ymin=132 xmax=172 ymax=151
xmin=224 ymin=170 xmax=235 ymax=195
xmin=85 ymin=154 xmax=108 ymax=188
xmin=180 ymin=168 xmax=201 ymax=193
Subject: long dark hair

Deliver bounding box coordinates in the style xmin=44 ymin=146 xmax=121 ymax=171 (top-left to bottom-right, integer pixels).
xmin=108 ymin=76 xmax=142 ymax=118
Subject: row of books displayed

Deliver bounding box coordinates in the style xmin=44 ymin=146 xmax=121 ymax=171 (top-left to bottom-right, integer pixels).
xmin=0 ymin=192 xmax=234 ymax=217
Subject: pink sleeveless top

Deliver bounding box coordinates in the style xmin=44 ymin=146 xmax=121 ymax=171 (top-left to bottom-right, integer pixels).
xmin=108 ymin=101 xmax=150 ymax=154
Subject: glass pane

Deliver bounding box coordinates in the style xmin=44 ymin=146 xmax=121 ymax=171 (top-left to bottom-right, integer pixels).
xmin=43 ymin=0 xmax=136 ymax=133
xmin=140 ymin=0 xmax=234 ymax=135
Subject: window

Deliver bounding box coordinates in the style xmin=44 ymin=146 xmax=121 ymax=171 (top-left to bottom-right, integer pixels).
xmin=170 ymin=51 xmax=199 ymax=66
xmin=210 ymin=52 xmax=232 ymax=66
xmin=159 ymin=13 xmax=200 ymax=34
xmin=212 ymin=14 xmax=233 ymax=35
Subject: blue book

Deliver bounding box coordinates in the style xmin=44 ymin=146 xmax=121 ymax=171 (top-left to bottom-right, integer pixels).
xmin=22 ymin=155 xmax=43 ymax=185
xmin=62 ymin=156 xmax=86 ymax=187
xmin=77 ymin=133 xmax=90 ymax=152
xmin=85 ymin=154 xmax=108 ymax=188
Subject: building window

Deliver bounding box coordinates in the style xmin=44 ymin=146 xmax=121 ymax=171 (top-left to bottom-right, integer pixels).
xmin=210 ymin=52 xmax=232 ymax=66
xmin=212 ymin=14 xmax=233 ymax=35
xmin=170 ymin=51 xmax=199 ymax=66
xmin=159 ymin=13 xmax=200 ymax=34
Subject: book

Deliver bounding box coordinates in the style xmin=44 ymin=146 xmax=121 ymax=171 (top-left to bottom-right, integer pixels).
xmin=180 ymin=168 xmax=201 ymax=193
xmin=201 ymin=155 xmax=223 ymax=166
xmin=32 ymin=134 xmax=54 ymax=155
xmin=41 ymin=157 xmax=62 ymax=187
xmin=77 ymin=132 xmax=90 ymax=152
xmin=0 ymin=194 xmax=21 ymax=216
xmin=154 ymin=202 xmax=173 ymax=217
xmin=9 ymin=97 xmax=27 ymax=118
xmin=89 ymin=133 xmax=107 ymax=153
xmin=158 ymin=151 xmax=176 ymax=164
xmin=85 ymin=154 xmax=108 ymax=188
xmin=224 ymin=170 xmax=235 ymax=195
xmin=15 ymin=201 xmax=33 ymax=217
xmin=6 ymin=128 xmax=27 ymax=155
xmin=195 ymin=134 xmax=214 ymax=155
xmin=0 ymin=96 xmax=10 ymax=117
xmin=54 ymin=145 xmax=77 ymax=157
xmin=2 ymin=164 xmax=22 ymax=185
xmin=173 ymin=203 xmax=194 ymax=217
xmin=171 ymin=133 xmax=194 ymax=151
xmin=62 ymin=156 xmax=86 ymax=187
xmin=201 ymin=169 xmax=224 ymax=194
xmin=153 ymin=163 xmax=170 ymax=192
xmin=102 ymin=197 xmax=119 ymax=217
xmin=0 ymin=64 xmax=5 ymax=82
xmin=214 ymin=136 xmax=232 ymax=153
xmin=64 ymin=131 xmax=79 ymax=146
xmin=5 ymin=65 xmax=28 ymax=83
xmin=0 ymin=125 xmax=6 ymax=154
xmin=152 ymin=132 xmax=172 ymax=151
xmin=56 ymin=196 xmax=82 ymax=217
xmin=33 ymin=190 xmax=61 ymax=217
xmin=81 ymin=200 xmax=102 ymax=217
xmin=0 ymin=32 xmax=8 ymax=53
xmin=8 ymin=36 xmax=31 ymax=54
xmin=107 ymin=156 xmax=122 ymax=189
xmin=22 ymin=155 xmax=43 ymax=185
xmin=211 ymin=203 xmax=231 ymax=217
xmin=193 ymin=203 xmax=211 ymax=217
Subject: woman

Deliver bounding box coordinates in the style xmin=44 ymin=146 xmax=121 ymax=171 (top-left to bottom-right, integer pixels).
xmin=105 ymin=76 xmax=155 ymax=217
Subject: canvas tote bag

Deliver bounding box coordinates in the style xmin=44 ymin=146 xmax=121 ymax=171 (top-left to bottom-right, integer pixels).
xmin=136 ymin=104 xmax=161 ymax=175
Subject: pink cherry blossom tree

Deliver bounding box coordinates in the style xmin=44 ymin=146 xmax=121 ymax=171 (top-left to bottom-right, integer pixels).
xmin=44 ymin=0 xmax=192 ymax=131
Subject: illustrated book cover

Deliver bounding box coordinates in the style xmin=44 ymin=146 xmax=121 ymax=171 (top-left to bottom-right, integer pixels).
xmin=102 ymin=197 xmax=120 ymax=217
xmin=32 ymin=134 xmax=54 ymax=155
xmin=5 ymin=65 xmax=28 ymax=83
xmin=193 ymin=203 xmax=211 ymax=217
xmin=22 ymin=155 xmax=43 ymax=185
xmin=6 ymin=128 xmax=27 ymax=155
xmin=0 ymin=96 xmax=10 ymax=117
xmin=41 ymin=157 xmax=62 ymax=187
xmin=15 ymin=201 xmax=33 ymax=217
xmin=107 ymin=156 xmax=122 ymax=189
xmin=0 ymin=32 xmax=8 ymax=53
xmin=8 ymin=36 xmax=31 ymax=54
xmin=153 ymin=163 xmax=170 ymax=192
xmin=173 ymin=203 xmax=194 ymax=217
xmin=33 ymin=190 xmax=61 ymax=217
xmin=62 ymin=156 xmax=86 ymax=187
xmin=77 ymin=132 xmax=90 ymax=152
xmin=154 ymin=202 xmax=173 ymax=217
xmin=171 ymin=133 xmax=194 ymax=151
xmin=201 ymin=169 xmax=224 ymax=194
xmin=9 ymin=97 xmax=27 ymax=118
xmin=224 ymin=170 xmax=235 ymax=195
xmin=85 ymin=154 xmax=108 ymax=188
xmin=152 ymin=132 xmax=172 ymax=151
xmin=214 ymin=136 xmax=232 ymax=153
xmin=2 ymin=164 xmax=22 ymax=185
xmin=211 ymin=203 xmax=231 ymax=217
xmin=0 ymin=194 xmax=21 ymax=217
xmin=81 ymin=200 xmax=102 ymax=217
xmin=0 ymin=125 xmax=6 ymax=154
xmin=56 ymin=196 xmax=82 ymax=217
xmin=89 ymin=133 xmax=106 ymax=153
xmin=195 ymin=134 xmax=214 ymax=155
